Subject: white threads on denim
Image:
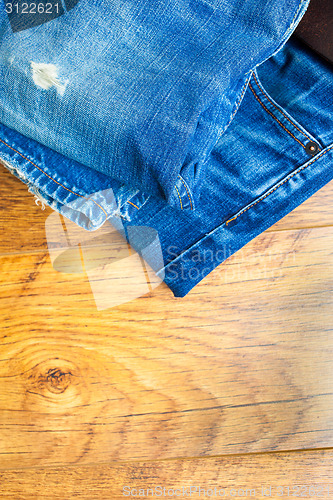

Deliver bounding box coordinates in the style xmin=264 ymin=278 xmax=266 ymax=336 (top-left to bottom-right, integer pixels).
xmin=27 ymin=186 xmax=47 ymax=210
xmin=1 ymin=157 xmax=48 ymax=210
xmin=1 ymin=158 xmax=28 ymax=181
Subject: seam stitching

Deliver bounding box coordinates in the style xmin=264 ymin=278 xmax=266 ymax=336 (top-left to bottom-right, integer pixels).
xmin=290 ymin=0 xmax=307 ymax=26
xmin=178 ymin=175 xmax=193 ymax=210
xmin=127 ymin=200 xmax=140 ymax=210
xmin=252 ymin=72 xmax=314 ymax=143
xmin=253 ymin=0 xmax=307 ymax=71
xmin=174 ymin=185 xmax=183 ymax=210
xmin=248 ymin=82 xmax=306 ymax=149
xmin=223 ymin=72 xmax=253 ymax=133
xmin=0 ymin=137 xmax=140 ymax=221
xmin=226 ymin=144 xmax=333 ymax=226
xmin=0 ymin=137 xmax=109 ymax=220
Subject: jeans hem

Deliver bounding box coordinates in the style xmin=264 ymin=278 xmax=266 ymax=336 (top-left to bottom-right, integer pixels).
xmin=156 ymin=143 xmax=333 ymax=297
xmin=0 ymin=123 xmax=152 ymax=231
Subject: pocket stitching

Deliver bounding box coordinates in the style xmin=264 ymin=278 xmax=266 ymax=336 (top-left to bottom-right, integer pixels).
xmin=252 ymin=71 xmax=316 ymax=143
xmin=225 ymin=143 xmax=333 ymax=226
xmin=248 ymin=81 xmax=308 ymax=150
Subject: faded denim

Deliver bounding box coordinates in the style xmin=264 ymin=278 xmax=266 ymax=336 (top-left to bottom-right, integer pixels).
xmin=1 ymin=0 xmax=332 ymax=297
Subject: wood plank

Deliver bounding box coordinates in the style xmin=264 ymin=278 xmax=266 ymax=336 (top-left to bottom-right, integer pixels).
xmin=0 ymin=226 xmax=332 ymax=468
xmin=0 ymin=449 xmax=333 ymax=499
xmin=0 ymin=162 xmax=51 ymax=253
xmin=1 ymin=162 xmax=333 ymax=255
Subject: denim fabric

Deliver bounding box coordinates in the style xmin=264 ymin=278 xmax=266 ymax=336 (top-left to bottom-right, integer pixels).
xmin=1 ymin=2 xmax=333 ymax=298
xmin=1 ymin=33 xmax=332 ymax=297
xmin=0 ymin=0 xmax=310 ymax=208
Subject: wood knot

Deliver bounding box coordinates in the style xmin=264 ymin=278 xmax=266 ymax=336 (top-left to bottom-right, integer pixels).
xmin=44 ymin=368 xmax=72 ymax=394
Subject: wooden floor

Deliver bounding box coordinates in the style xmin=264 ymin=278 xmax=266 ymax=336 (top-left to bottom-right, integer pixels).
xmin=0 ymin=162 xmax=333 ymax=498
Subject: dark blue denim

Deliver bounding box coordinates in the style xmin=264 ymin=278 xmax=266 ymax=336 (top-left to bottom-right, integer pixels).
xmin=1 ymin=1 xmax=332 ymax=297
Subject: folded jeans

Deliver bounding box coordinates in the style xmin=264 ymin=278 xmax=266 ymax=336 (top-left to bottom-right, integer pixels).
xmin=1 ymin=0 xmax=332 ymax=297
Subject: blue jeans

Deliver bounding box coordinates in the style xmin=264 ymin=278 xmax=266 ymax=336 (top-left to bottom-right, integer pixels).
xmin=1 ymin=0 xmax=332 ymax=297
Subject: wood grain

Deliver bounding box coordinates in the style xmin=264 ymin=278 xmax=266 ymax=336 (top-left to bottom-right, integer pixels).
xmin=1 ymin=158 xmax=333 ymax=492
xmin=0 ymin=224 xmax=332 ymax=467
xmin=0 ymin=449 xmax=332 ymax=499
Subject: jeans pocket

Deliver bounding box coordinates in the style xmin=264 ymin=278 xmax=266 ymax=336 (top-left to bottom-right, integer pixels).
xmin=250 ymin=69 xmax=323 ymax=157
